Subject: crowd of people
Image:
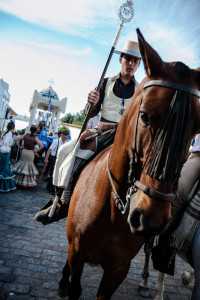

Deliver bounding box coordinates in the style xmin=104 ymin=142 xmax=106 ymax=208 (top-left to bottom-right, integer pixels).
xmin=0 ymin=122 xmax=71 ymax=193
xmin=0 ymin=113 xmax=100 ymax=194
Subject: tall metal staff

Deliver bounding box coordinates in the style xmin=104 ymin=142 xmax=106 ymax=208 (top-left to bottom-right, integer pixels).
xmin=48 ymin=0 xmax=134 ymax=218
xmin=78 ymin=0 xmax=134 ymax=137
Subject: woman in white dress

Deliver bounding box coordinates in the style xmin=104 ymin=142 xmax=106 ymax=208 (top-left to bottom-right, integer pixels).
xmin=0 ymin=122 xmax=16 ymax=192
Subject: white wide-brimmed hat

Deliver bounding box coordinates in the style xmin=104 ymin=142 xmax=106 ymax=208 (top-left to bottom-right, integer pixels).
xmin=115 ymin=40 xmax=141 ymax=59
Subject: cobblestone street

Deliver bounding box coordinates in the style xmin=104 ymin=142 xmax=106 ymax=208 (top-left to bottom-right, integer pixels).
xmin=0 ymin=163 xmax=194 ymax=299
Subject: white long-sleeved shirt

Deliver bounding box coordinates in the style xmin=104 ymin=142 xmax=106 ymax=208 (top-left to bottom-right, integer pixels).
xmin=86 ymin=115 xmax=100 ymax=129
xmin=0 ymin=131 xmax=13 ymax=153
xmin=50 ymin=137 xmax=68 ymax=157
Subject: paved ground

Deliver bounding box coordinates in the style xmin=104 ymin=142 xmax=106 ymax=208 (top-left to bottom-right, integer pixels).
xmin=0 ymin=162 xmax=194 ymax=300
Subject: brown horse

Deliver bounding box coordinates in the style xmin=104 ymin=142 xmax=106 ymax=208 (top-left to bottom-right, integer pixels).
xmin=58 ymin=29 xmax=200 ymax=299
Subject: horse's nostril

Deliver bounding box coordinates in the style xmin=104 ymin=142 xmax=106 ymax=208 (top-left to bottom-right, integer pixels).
xmin=130 ymin=208 xmax=144 ymax=231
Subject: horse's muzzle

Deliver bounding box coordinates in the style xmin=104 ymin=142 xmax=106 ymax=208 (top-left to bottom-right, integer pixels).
xmin=129 ymin=208 xmax=146 ymax=232
xmin=128 ymin=208 xmax=171 ymax=237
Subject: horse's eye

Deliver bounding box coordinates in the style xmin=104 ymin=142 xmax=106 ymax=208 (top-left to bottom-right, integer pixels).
xmin=140 ymin=112 xmax=149 ymax=124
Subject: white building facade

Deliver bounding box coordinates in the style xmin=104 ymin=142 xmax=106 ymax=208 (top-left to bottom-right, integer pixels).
xmin=29 ymin=86 xmax=67 ymax=133
xmin=0 ymin=78 xmax=11 ymax=132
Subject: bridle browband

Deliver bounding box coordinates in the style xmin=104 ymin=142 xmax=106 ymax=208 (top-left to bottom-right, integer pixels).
xmin=144 ymin=80 xmax=200 ymax=98
xmin=107 ymin=80 xmax=200 ymax=214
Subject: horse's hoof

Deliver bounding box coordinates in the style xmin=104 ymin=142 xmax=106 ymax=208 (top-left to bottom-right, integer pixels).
xmin=58 ymin=287 xmax=69 ymax=299
xmin=138 ymin=284 xmax=150 ymax=298
xmin=182 ymin=271 xmax=194 ymax=286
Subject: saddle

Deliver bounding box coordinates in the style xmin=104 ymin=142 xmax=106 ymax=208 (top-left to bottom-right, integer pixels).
xmin=71 ymin=126 xmax=117 ymax=189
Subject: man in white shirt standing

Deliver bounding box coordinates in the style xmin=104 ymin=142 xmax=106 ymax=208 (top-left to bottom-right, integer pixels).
xmin=45 ymin=130 xmax=69 ymax=193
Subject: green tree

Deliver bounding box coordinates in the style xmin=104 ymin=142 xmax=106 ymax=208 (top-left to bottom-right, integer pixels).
xmin=61 ymin=110 xmax=85 ymax=126
xmin=61 ymin=113 xmax=74 ymax=124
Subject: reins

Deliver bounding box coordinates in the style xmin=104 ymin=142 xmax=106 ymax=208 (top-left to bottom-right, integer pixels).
xmin=107 ymin=80 xmax=200 ymax=214
xmin=107 ymin=152 xmax=131 ymax=214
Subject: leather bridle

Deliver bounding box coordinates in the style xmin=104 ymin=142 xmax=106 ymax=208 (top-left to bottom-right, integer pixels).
xmin=107 ymin=80 xmax=200 ymax=214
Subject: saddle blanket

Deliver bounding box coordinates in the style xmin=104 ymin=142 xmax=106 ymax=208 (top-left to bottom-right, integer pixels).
xmin=58 ymin=124 xmax=117 ymax=188
xmin=169 ymin=188 xmax=200 ymax=255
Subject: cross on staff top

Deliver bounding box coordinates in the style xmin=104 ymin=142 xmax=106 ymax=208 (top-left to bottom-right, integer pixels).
xmin=48 ymin=78 xmax=54 ymax=86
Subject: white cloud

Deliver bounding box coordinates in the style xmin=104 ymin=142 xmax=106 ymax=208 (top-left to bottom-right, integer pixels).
xmin=0 ymin=0 xmax=126 ymax=46
xmin=123 ymin=21 xmax=199 ymax=68
xmin=19 ymin=39 xmax=92 ymax=56
xmin=0 ymin=0 xmax=120 ymax=30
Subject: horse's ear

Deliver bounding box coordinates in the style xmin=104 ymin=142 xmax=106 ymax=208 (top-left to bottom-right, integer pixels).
xmin=136 ymin=28 xmax=163 ymax=77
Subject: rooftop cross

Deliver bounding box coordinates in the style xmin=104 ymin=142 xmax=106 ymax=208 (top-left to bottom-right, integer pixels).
xmin=48 ymin=78 xmax=54 ymax=86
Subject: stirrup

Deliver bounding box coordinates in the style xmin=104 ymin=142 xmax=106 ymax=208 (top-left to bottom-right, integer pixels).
xmin=34 ymin=197 xmax=60 ymax=225
xmin=48 ymin=195 xmax=60 ymax=218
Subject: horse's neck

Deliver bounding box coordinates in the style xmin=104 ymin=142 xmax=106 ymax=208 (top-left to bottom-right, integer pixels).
xmin=109 ymin=95 xmax=139 ymax=183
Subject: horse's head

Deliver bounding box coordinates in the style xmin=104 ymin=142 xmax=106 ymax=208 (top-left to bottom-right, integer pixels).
xmin=125 ymin=29 xmax=200 ymax=237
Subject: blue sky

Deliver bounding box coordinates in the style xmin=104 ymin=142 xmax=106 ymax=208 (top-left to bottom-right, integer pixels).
xmin=0 ymin=0 xmax=200 ymax=125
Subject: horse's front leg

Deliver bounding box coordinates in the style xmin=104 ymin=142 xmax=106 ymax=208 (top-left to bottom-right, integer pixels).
xmin=67 ymin=247 xmax=84 ymax=300
xmin=138 ymin=238 xmax=154 ymax=297
xmin=96 ymin=261 xmax=131 ymax=300
xmin=58 ymin=259 xmax=71 ymax=298
xmin=154 ymin=272 xmax=165 ymax=300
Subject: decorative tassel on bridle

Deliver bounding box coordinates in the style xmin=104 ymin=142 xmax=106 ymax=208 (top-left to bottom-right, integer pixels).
xmin=146 ymin=90 xmax=191 ymax=183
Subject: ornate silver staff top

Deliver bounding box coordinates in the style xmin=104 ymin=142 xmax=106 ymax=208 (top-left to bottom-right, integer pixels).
xmin=113 ymin=1 xmax=134 ymax=48
xmin=119 ymin=0 xmax=134 ymax=23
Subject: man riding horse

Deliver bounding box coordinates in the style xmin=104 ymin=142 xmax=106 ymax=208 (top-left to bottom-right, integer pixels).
xmin=35 ymin=40 xmax=141 ymax=225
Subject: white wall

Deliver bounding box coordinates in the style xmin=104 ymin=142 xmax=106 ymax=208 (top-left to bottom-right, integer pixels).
xmin=68 ymin=126 xmax=81 ymax=140
xmin=0 ymin=78 xmax=10 ymax=131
